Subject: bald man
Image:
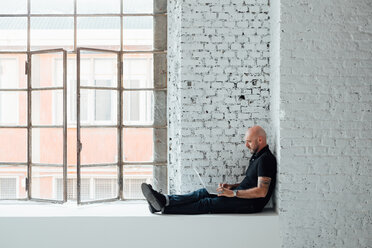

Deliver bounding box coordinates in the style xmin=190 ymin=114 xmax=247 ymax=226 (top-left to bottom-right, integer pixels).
xmin=141 ymin=126 xmax=277 ymax=214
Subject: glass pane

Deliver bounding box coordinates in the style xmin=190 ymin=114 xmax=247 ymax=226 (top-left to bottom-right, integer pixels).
xmin=123 ymin=53 xmax=153 ymax=88
xmin=31 ymin=0 xmax=74 ymax=14
xmin=123 ymin=0 xmax=153 ymax=14
xmin=80 ymin=89 xmax=117 ymax=125
xmin=54 ymin=55 xmax=77 ymax=124
xmin=55 ymin=177 xmax=90 ymax=201
xmin=0 ymin=165 xmax=27 ymax=199
xmin=0 ymin=92 xmax=27 ymax=126
xmin=31 ymin=52 xmax=64 ymax=88
xmin=32 ymin=90 xmax=63 ymax=126
xmin=123 ymin=91 xmax=153 ymax=125
xmin=0 ymin=129 xmax=27 ymax=163
xmin=32 ymin=128 xmax=63 ymax=164
xmin=0 ymin=54 xmax=27 ymax=89
xmin=0 ymin=17 xmax=27 ymax=51
xmin=80 ymin=128 xmax=117 ymax=164
xmin=79 ymin=51 xmax=118 ymax=87
xmin=77 ymin=17 xmax=120 ymax=50
xmin=31 ymin=165 xmax=63 ymax=201
xmin=31 ymin=17 xmax=74 ymax=51
xmin=0 ymin=0 xmax=27 ymax=14
xmin=77 ymin=0 xmax=120 ymax=14
xmin=80 ymin=166 xmax=118 ymax=202
xmin=67 ymin=129 xmax=77 ymax=166
xmin=123 ymin=128 xmax=153 ymax=162
xmin=123 ymin=16 xmax=153 ymax=51
xmin=123 ymin=165 xmax=152 ymax=199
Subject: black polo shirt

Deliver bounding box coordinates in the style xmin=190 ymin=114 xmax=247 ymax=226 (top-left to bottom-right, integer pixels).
xmin=236 ymin=145 xmax=277 ymax=208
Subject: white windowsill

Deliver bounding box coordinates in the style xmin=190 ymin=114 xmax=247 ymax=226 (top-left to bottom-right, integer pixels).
xmin=0 ymin=200 xmax=277 ymax=217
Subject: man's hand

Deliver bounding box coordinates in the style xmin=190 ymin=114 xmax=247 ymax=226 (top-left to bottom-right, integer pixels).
xmin=217 ymin=185 xmax=234 ymax=197
xmin=218 ymin=183 xmax=233 ymax=190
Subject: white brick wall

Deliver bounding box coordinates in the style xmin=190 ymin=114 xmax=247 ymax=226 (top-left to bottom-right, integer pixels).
xmin=168 ymin=0 xmax=372 ymax=247
xmin=279 ymin=0 xmax=372 ymax=247
xmin=168 ymin=0 xmax=273 ymax=194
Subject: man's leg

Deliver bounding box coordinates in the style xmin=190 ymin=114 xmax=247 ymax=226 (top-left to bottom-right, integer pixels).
xmin=163 ymin=196 xmax=261 ymax=215
xmin=167 ymin=188 xmax=213 ymax=207
xmin=141 ymin=184 xmax=213 ymax=212
xmin=163 ymin=196 xmax=216 ymax=214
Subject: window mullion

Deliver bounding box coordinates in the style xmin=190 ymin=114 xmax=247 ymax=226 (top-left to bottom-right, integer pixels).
xmin=63 ymin=50 xmax=68 ymax=202
xmin=118 ymin=54 xmax=123 ymax=200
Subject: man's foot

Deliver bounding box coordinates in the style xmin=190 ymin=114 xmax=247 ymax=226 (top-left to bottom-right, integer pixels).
xmin=147 ymin=200 xmax=157 ymax=213
xmin=141 ymin=183 xmax=166 ymax=212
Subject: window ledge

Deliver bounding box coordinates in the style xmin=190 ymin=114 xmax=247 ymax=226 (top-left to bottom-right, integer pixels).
xmin=0 ymin=200 xmax=277 ymax=217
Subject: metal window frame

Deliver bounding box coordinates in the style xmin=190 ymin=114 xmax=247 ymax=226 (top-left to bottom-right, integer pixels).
xmin=28 ymin=48 xmax=68 ymax=204
xmin=76 ymin=47 xmax=121 ymax=205
xmin=0 ymin=0 xmax=167 ymax=205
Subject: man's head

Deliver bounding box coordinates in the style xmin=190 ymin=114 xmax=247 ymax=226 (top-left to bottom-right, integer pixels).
xmin=244 ymin=125 xmax=267 ymax=154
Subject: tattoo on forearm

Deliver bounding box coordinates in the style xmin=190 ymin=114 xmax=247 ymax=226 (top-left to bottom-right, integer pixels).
xmin=258 ymin=177 xmax=271 ymax=189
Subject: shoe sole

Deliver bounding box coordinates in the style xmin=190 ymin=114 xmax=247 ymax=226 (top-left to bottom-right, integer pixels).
xmin=141 ymin=183 xmax=162 ymax=211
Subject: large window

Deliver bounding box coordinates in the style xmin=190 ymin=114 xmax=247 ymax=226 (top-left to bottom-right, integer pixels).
xmin=0 ymin=0 xmax=167 ymax=204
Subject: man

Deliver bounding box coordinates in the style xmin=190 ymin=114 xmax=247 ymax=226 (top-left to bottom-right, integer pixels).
xmin=141 ymin=125 xmax=277 ymax=214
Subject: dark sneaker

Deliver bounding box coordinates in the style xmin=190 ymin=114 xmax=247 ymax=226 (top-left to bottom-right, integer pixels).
xmin=141 ymin=183 xmax=166 ymax=212
xmin=147 ymin=200 xmax=157 ymax=213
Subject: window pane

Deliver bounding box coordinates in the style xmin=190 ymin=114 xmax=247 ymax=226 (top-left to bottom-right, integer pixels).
xmin=123 ymin=17 xmax=153 ymax=51
xmin=80 ymin=89 xmax=117 ymax=124
xmin=31 ymin=0 xmax=74 ymax=14
xmin=56 ymin=178 xmax=90 ymax=201
xmin=79 ymin=53 xmax=117 ymax=88
xmin=80 ymin=166 xmax=118 ymax=202
xmin=77 ymin=0 xmax=120 ymax=14
xmin=123 ymin=165 xmax=152 ymax=199
xmin=80 ymin=128 xmax=117 ymax=165
xmin=54 ymin=56 xmax=79 ymax=124
xmin=0 ymin=165 xmax=27 ymax=199
xmin=31 ymin=17 xmax=74 ymax=51
xmin=0 ymin=129 xmax=27 ymax=163
xmin=32 ymin=90 xmax=63 ymax=126
xmin=0 ymin=0 xmax=27 ymax=14
xmin=31 ymin=52 xmax=64 ymax=88
xmin=0 ymin=55 xmax=27 ymax=89
xmin=0 ymin=17 xmax=27 ymax=51
xmin=123 ymin=91 xmax=153 ymax=125
xmin=32 ymin=128 xmax=63 ymax=164
xmin=31 ymin=165 xmax=63 ymax=201
xmin=95 ymin=90 xmax=113 ymax=121
xmin=123 ymin=0 xmax=153 ymax=14
xmin=123 ymin=128 xmax=153 ymax=162
xmin=77 ymin=17 xmax=120 ymax=50
xmin=123 ymin=54 xmax=153 ymax=88
xmin=0 ymin=92 xmax=27 ymax=125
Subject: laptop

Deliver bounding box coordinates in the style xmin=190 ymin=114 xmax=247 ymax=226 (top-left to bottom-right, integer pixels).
xmin=192 ymin=167 xmax=219 ymax=195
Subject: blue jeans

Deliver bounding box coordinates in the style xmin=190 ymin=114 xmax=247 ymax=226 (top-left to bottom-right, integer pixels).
xmin=162 ymin=188 xmax=263 ymax=214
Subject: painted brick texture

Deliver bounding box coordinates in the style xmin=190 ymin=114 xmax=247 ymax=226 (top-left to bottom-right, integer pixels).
xmin=168 ymin=0 xmax=371 ymax=247
xmin=279 ymin=0 xmax=372 ymax=247
xmin=168 ymin=0 xmax=272 ymax=194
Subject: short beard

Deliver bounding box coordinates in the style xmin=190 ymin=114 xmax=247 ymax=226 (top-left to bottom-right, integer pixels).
xmin=249 ymin=148 xmax=257 ymax=154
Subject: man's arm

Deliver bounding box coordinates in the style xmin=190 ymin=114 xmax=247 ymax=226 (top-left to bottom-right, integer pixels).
xmin=217 ymin=177 xmax=271 ymax=199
